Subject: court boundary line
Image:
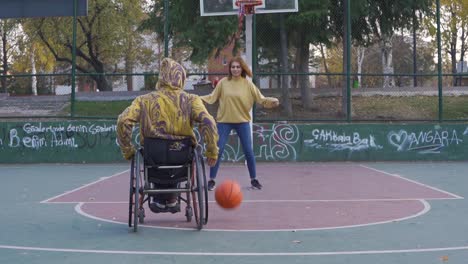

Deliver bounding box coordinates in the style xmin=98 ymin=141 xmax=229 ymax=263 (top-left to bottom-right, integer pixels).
xmin=2 ymin=239 xmax=468 ymax=256
xmin=359 ymin=164 xmax=464 ymax=199
xmin=74 ymin=200 xmax=431 ymax=232
xmin=45 ymin=197 xmax=461 ymax=204
xmin=40 ymin=169 xmax=129 ymax=203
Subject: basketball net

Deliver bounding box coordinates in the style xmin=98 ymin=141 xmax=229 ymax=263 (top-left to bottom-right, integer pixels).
xmin=235 ymin=0 xmax=263 ymax=39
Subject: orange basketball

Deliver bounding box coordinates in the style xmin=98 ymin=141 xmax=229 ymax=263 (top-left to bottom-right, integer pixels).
xmin=214 ymin=180 xmax=243 ymax=209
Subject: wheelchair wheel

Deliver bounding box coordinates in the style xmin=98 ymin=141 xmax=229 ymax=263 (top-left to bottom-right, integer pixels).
xmin=185 ymin=206 xmax=193 ymax=222
xmin=185 ymin=182 xmax=193 ymax=222
xmin=128 ymin=154 xmax=141 ymax=232
xmin=128 ymin=158 xmax=135 ymax=228
xmin=138 ymin=195 xmax=145 ymax=224
xmin=133 ymin=153 xmax=142 ymax=232
xmin=192 ymin=150 xmax=207 ymax=230
xmin=200 ymin=154 xmax=209 ymax=225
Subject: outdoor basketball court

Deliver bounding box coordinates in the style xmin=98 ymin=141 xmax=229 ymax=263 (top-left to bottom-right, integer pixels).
xmin=1 ymin=1 xmax=467 ymax=263
xmin=1 ymin=161 xmax=468 ymax=264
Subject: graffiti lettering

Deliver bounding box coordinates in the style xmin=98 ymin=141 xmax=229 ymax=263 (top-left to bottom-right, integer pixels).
xmin=88 ymin=124 xmax=117 ymax=135
xmin=9 ymin=129 xmax=20 ymax=147
xmin=23 ymin=123 xmax=65 ymax=134
xmin=3 ymin=123 xmax=118 ymax=151
xmin=387 ymin=129 xmax=462 ymax=154
xmin=304 ymin=129 xmax=382 ymax=152
xmin=311 ymin=129 xmax=351 ymax=143
xmin=195 ymin=124 xmax=299 ymax=162
xmin=67 ymin=124 xmax=88 ymax=133
xmin=51 ymin=132 xmax=78 ymax=148
xmin=256 ymin=124 xmax=299 ymax=160
xmin=9 ymin=128 xmax=47 ymax=149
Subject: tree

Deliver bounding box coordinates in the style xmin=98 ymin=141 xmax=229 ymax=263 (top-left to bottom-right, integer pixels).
xmin=121 ymin=0 xmax=155 ymax=91
xmin=279 ymin=14 xmax=292 ymax=116
xmin=25 ymin=0 xmax=149 ymax=91
xmin=0 ymin=19 xmax=21 ymax=93
xmin=284 ymin=0 xmax=331 ymax=110
xmin=347 ymin=0 xmax=432 ymax=88
xmin=141 ymin=0 xmax=238 ymax=65
xmin=8 ymin=22 xmax=57 ymax=95
xmin=429 ymin=0 xmax=468 ymax=85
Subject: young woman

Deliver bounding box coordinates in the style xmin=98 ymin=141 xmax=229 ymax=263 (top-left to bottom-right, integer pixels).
xmin=200 ymin=57 xmax=279 ymax=190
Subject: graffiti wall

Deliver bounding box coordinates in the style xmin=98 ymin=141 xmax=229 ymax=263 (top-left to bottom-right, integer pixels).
xmin=0 ymin=121 xmax=467 ymax=163
xmin=0 ymin=122 xmax=120 ymax=163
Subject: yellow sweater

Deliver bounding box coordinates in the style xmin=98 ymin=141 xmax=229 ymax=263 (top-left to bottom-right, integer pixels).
xmin=200 ymin=77 xmax=278 ymax=123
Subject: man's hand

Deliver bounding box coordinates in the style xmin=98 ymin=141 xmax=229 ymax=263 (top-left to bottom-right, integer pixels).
xmin=206 ymin=157 xmax=217 ymax=167
xmin=123 ymin=148 xmax=136 ymax=160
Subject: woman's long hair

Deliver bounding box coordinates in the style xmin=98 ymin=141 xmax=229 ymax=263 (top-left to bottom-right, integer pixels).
xmin=228 ymin=57 xmax=253 ymax=80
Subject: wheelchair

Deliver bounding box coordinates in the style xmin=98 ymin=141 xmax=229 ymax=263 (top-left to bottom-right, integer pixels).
xmin=128 ymin=137 xmax=209 ymax=232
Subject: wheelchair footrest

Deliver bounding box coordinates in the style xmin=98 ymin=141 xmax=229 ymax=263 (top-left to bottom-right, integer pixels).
xmin=149 ymin=202 xmax=181 ymax=214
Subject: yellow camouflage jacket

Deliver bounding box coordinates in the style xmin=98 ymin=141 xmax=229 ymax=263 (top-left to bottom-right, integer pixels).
xmin=116 ymin=58 xmax=218 ymax=160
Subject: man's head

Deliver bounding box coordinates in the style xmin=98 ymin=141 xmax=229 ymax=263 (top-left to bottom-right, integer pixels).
xmin=157 ymin=58 xmax=186 ymax=90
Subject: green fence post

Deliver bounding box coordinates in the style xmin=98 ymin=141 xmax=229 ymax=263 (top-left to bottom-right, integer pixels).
xmin=70 ymin=0 xmax=78 ymax=117
xmin=252 ymin=12 xmax=257 ymax=122
xmin=345 ymin=0 xmax=352 ymax=122
xmin=164 ymin=0 xmax=169 ymax=57
xmin=436 ymin=0 xmax=443 ymax=122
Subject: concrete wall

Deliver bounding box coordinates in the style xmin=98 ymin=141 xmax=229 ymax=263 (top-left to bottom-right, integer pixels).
xmin=0 ymin=121 xmax=467 ymax=163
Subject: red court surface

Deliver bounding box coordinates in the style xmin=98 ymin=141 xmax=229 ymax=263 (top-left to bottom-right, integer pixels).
xmin=45 ymin=163 xmax=459 ymax=231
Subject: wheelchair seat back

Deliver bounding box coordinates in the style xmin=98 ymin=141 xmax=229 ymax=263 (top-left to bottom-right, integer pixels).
xmin=143 ymin=137 xmax=193 ymax=184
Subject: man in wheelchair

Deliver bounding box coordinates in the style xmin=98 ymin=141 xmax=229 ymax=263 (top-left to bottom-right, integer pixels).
xmin=116 ymin=58 xmax=219 ymax=212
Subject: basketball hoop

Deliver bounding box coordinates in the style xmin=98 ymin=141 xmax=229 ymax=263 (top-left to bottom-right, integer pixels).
xmin=234 ymin=0 xmax=263 ymax=40
xmin=235 ymin=0 xmax=263 ymax=15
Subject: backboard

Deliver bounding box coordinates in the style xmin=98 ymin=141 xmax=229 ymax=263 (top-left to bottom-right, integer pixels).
xmin=200 ymin=0 xmax=298 ymax=16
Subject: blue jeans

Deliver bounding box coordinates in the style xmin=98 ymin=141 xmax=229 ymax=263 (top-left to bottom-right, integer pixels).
xmin=210 ymin=122 xmax=256 ymax=180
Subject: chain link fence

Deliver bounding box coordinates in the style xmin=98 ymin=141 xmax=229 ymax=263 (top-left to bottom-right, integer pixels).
xmin=1 ymin=0 xmax=467 ymax=121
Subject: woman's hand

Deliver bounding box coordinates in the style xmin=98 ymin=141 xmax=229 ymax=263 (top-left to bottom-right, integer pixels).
xmin=263 ymin=98 xmax=280 ymax=108
xmin=271 ymin=98 xmax=280 ymax=108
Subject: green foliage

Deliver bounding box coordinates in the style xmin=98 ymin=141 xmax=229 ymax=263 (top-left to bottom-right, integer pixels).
xmin=357 ymin=0 xmax=432 ymax=39
xmin=73 ymin=100 xmax=132 ymax=117
xmin=286 ymin=0 xmax=332 ymax=44
xmin=22 ymin=0 xmax=149 ymax=91
xmin=7 ymin=77 xmax=31 ymax=95
xmin=443 ymin=96 xmax=468 ymax=119
xmin=141 ymin=0 xmax=237 ymax=64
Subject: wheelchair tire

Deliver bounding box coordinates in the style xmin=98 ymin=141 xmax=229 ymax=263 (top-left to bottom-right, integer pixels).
xmin=128 ymin=158 xmax=135 ymax=228
xmin=138 ymin=206 xmax=145 ymax=224
xmin=200 ymin=154 xmax=209 ymax=225
xmin=185 ymin=206 xmax=193 ymax=222
xmin=193 ymin=151 xmax=206 ymax=230
xmin=190 ymin=162 xmax=200 ymax=228
xmin=132 ymin=153 xmax=142 ymax=232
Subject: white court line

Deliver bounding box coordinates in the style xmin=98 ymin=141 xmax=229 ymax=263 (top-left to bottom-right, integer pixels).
xmin=47 ymin=197 xmax=461 ymax=204
xmin=40 ymin=170 xmax=129 ymax=203
xmin=2 ymin=238 xmax=468 ymax=256
xmin=75 ymin=200 xmax=431 ymax=232
xmin=359 ymin=164 xmax=464 ymax=199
